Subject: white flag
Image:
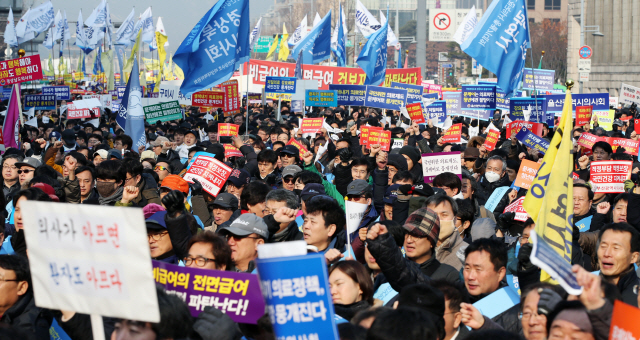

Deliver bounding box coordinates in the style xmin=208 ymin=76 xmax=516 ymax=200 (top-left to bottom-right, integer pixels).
xmin=345 ymin=200 xmax=369 ymax=234
xmin=63 ymin=11 xmax=71 ymax=45
xmin=75 ymin=10 xmax=89 ymax=50
xmin=313 ymin=13 xmax=321 ymax=28
xmin=53 ymin=10 xmax=63 ymax=41
xmin=4 ymin=7 xmax=18 ymax=47
xmin=249 ymin=18 xmax=263 ymax=50
xmin=43 ymin=29 xmax=54 ymax=49
xmin=19 ymin=1 xmax=54 ymax=37
xmin=116 ymin=8 xmax=136 ymax=46
xmin=15 ymin=8 xmax=36 ymax=44
xmin=288 ymin=15 xmax=307 ymax=47
xmin=453 ymin=6 xmax=478 ymax=45
xmin=85 ymin=0 xmax=108 ymax=28
xmin=355 ymin=0 xmax=381 ymax=38
xmin=380 ymin=11 xmax=399 ymax=48
xmin=140 ymin=7 xmax=154 ymax=43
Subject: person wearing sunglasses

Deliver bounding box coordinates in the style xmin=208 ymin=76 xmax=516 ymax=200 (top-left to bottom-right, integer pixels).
xmin=279 ymin=145 xmax=300 ymax=168
xmin=280 ymin=165 xmax=301 ymax=191
xmin=14 ymin=157 xmax=41 ymax=187
xmin=154 ymin=160 xmax=172 ymax=183
xmin=217 ymin=214 xmax=267 ymax=273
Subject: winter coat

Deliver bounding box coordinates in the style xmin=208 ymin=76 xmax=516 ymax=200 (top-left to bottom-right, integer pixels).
xmin=0 ymin=291 xmax=53 ymax=340
xmin=436 ymin=231 xmax=468 ymax=271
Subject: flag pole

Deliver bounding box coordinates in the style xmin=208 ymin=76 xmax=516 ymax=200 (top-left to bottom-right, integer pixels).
xmin=245 ymin=59 xmax=250 ymax=136
xmin=529 ymin=48 xmax=539 ymax=119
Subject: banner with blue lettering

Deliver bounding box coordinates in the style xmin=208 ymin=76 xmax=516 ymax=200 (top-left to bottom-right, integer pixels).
xmin=522 ymin=68 xmax=555 ymax=91
xmin=496 ymin=89 xmax=522 ymax=112
xmin=116 ymin=86 xmax=127 ymax=99
xmin=391 ymin=82 xmax=423 ymax=103
xmin=1 ymin=88 xmax=12 ymax=100
xmin=364 ymin=86 xmax=407 ymax=111
xmin=545 ymin=93 xmax=609 ymax=116
xmin=425 ymin=100 xmax=447 ymax=124
xmin=443 ymin=92 xmax=461 ymax=116
xmin=256 ymin=253 xmax=339 ymax=340
xmin=509 ymin=97 xmax=552 ymax=126
xmin=515 ymin=126 xmax=550 ymax=155
xmin=24 ymin=95 xmax=56 ymax=110
xmin=42 ymin=86 xmax=70 ymax=100
xmin=265 ymin=77 xmax=297 ymax=94
xmin=329 ymin=84 xmax=366 ymax=106
xmin=306 ymin=90 xmax=338 ymax=107
xmin=461 ymin=85 xmax=496 ymax=110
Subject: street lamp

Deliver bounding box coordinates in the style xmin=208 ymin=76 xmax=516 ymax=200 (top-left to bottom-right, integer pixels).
xmin=580 ymin=0 xmax=604 ymax=93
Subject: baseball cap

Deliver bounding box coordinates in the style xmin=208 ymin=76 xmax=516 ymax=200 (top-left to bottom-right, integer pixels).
xmin=146 ymin=211 xmax=168 ymax=231
xmin=282 ymin=165 xmax=302 ymax=178
xmin=15 ymin=157 xmax=42 ymax=169
xmin=32 ymin=183 xmax=59 ymax=202
xmin=161 ymin=175 xmax=189 ymax=194
xmin=280 ymin=145 xmax=300 ymax=157
xmin=107 ymin=149 xmax=122 ymax=160
xmin=300 ymin=183 xmax=326 ymax=202
xmin=384 ymin=184 xmax=401 ymax=205
xmin=93 ymin=149 xmax=108 ymax=160
xmin=227 ymin=169 xmax=250 ymax=188
xmin=346 ymin=179 xmax=371 ymax=196
xmin=140 ymin=150 xmax=157 ymax=161
xmin=403 ymin=207 xmax=440 ymax=246
xmin=217 ymin=213 xmax=268 ymax=239
xmin=48 ymin=131 xmax=61 ymax=141
xmin=209 ymin=193 xmax=238 ymax=209
xmin=150 ymin=136 xmax=169 ymax=147
xmin=61 ymin=129 xmax=76 ymax=145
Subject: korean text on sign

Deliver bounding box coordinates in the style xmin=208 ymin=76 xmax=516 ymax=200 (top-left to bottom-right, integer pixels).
xmin=406 ymin=102 xmax=425 ymax=124
xmin=152 ymin=260 xmax=265 ymax=323
xmin=184 ymin=152 xmax=233 ymax=197
xmin=265 ymin=76 xmax=297 ymax=94
xmin=218 ymin=123 xmax=240 ymax=137
xmin=514 ymin=160 xmax=540 ymax=190
xmin=0 ymin=55 xmax=43 ymax=86
xmin=504 ymin=197 xmax=528 ymax=222
xmin=305 ymin=90 xmax=338 ymax=107
xmin=483 ymin=129 xmax=500 ymax=151
xmin=589 ymin=160 xmax=632 ymax=194
xmin=300 ymin=118 xmax=324 ymax=134
xmin=442 ymin=124 xmax=462 ymax=143
xmin=421 ymin=152 xmax=462 ymax=183
xmin=192 ymin=90 xmax=225 ymax=108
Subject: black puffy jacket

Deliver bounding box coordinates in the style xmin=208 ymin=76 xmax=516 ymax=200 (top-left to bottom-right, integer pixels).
xmin=0 ymin=291 xmax=53 ymax=340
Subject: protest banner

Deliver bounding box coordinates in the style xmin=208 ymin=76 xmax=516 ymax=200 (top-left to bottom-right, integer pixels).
xmin=610 ymin=300 xmax=640 ymax=340
xmin=329 ymin=84 xmax=367 ymax=106
xmin=529 ymin=232 xmax=583 ymax=296
xmin=306 ymin=90 xmax=337 ymax=107
xmin=360 ymin=126 xmax=384 ymax=147
xmin=21 ymin=201 xmax=160 ymax=322
xmin=591 ymin=110 xmax=615 ymax=131
xmin=24 ymin=94 xmax=56 ymax=110
xmin=364 ymin=86 xmax=407 ymax=111
xmin=506 ymin=121 xmax=543 ymax=139
xmin=577 ymin=132 xmax=601 ymax=149
xmin=515 ymin=127 xmax=550 ymax=155
xmin=379 ymin=130 xmax=392 ymax=152
xmin=427 ymin=84 xmax=442 ymax=96
xmin=247 ymin=93 xmax=262 ymax=104
xmin=442 ymin=124 xmax=462 ymax=143
xmin=152 ymin=261 xmax=264 ymax=323
xmin=67 ymin=102 xmax=100 ymax=119
xmin=422 ymin=92 xmax=439 ymax=105
xmin=255 ymin=253 xmax=339 ymax=340
xmin=619 ymin=83 xmax=640 ymax=106
xmin=421 ymin=152 xmax=462 ymax=183
xmin=224 ymin=144 xmax=243 ymax=158
xmin=218 ymin=123 xmax=240 ymax=137
xmin=609 ymin=137 xmax=640 ymax=156
xmin=461 ymin=85 xmax=496 ymax=111
xmin=635 ymin=120 xmax=640 ymax=134
xmin=82 ymin=94 xmax=113 ymax=109
xmin=508 ymin=98 xmax=550 ymax=125
xmin=443 ymin=92 xmax=461 ymax=116
xmin=192 ymin=90 xmax=225 ymax=108
xmin=221 ymin=80 xmax=240 ymax=116
xmin=0 ymin=55 xmax=43 ymax=85
xmin=504 ymin=196 xmax=528 ymax=222
xmin=589 ymin=160 xmax=632 ymax=193
xmin=300 ymin=118 xmax=324 ymax=134
xmin=391 ymin=81 xmax=423 ymax=103
xmin=73 ymin=72 xmax=84 ymax=81
xmin=575 ymin=106 xmax=592 ymax=126
xmin=143 ymin=101 xmax=182 ymax=123
xmin=345 ymin=200 xmax=369 ymax=235
xmin=265 ymin=76 xmax=297 ymax=94
xmin=158 ymin=83 xmax=193 ymax=105
xmin=522 ymin=69 xmax=555 ymax=91
xmin=425 ymin=100 xmax=447 ymax=125
xmin=244 ymin=59 xmax=421 ymax=90
xmin=184 ymin=152 xmax=233 ymax=197
xmin=546 ymin=93 xmax=609 ymax=116
xmin=482 ymin=129 xmax=500 ymax=152
xmin=406 ymin=102 xmax=425 ymax=124
xmin=514 ymin=160 xmax=540 ymax=190
xmin=42 ymin=86 xmax=71 ymax=101
xmin=286 ymin=138 xmax=309 ymax=154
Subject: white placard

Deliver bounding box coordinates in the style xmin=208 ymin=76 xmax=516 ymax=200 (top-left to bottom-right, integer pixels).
xmin=158 ymin=83 xmax=192 ymax=105
xmin=21 ymin=202 xmax=160 ymax=322
xmin=619 ymin=83 xmax=640 ymax=106
xmin=577 ymin=59 xmax=591 ymax=72
xmin=422 ymin=151 xmax=462 ymax=183
xmin=345 ymin=200 xmax=368 ymax=235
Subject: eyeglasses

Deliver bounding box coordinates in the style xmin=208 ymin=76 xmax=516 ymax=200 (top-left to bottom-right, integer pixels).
xmin=183 ymin=256 xmax=217 ymax=267
xmin=262 ymin=208 xmax=277 ymax=216
xmin=125 ymin=177 xmax=135 ymax=182
xmin=283 ymin=177 xmax=295 ymax=184
xmin=148 ymin=231 xmax=168 ymax=241
xmin=154 ymin=166 xmax=168 ymax=172
xmin=225 ymin=234 xmax=261 ymax=241
xmin=519 ymin=311 xmax=545 ymax=320
xmin=17 ymin=169 xmax=34 ymax=174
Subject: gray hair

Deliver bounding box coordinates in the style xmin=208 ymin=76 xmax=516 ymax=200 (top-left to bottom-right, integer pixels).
xmin=487 ymin=155 xmax=507 ymax=174
xmin=2 ymin=154 xmax=24 ymax=165
xmin=266 ymin=189 xmax=299 ymax=209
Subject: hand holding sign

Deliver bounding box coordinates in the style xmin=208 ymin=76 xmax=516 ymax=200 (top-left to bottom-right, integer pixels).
xmin=572 ymin=265 xmax=605 ymax=310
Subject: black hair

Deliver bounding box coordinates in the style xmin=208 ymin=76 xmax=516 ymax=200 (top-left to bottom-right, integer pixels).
xmin=613 ymin=192 xmax=632 ymax=207
xmin=392 ymin=170 xmax=414 ymax=184
xmin=455 ymin=199 xmax=474 ymax=237
xmin=121 ymin=158 xmax=143 ymax=178
xmin=293 ymin=170 xmax=322 ymax=186
xmin=257 ymin=149 xmax=278 ymax=165
xmin=464 ymin=237 xmax=508 ymax=272
xmin=425 ymin=194 xmax=459 ymax=216
xmin=305 ymin=195 xmax=345 ymax=235
xmin=545 ymin=301 xmax=586 ymax=335
xmin=351 ymin=157 xmax=372 ymax=174
xmin=75 ymin=166 xmax=95 ymax=180
xmin=431 ymin=280 xmax=469 ymax=313
xmin=150 ymin=286 xmax=194 ymax=339
xmin=240 ymin=181 xmax=271 ymax=210
xmin=598 ymin=222 xmax=640 ymax=253
xmin=0 ymin=255 xmax=31 ymax=289
xmin=367 ymin=307 xmax=439 ymax=340
xmin=272 ymin=141 xmax=285 ymax=150
xmin=338 ymin=323 xmax=367 ymax=340
xmin=155 ymin=158 xmax=173 ymax=174
xmin=187 ymin=231 xmax=233 ymax=270
xmin=336 ymin=138 xmax=352 ymax=147
xmin=375 ymin=220 xmax=405 ymax=247
xmin=520 ymin=282 xmax=566 ymax=310
xmin=33 ymin=165 xmax=61 ymax=182
xmin=573 ymin=183 xmax=594 ymax=201
xmin=351 ymin=307 xmax=393 ymax=328
xmin=114 ymin=135 xmax=133 ymax=151
xmin=95 ymin=160 xmax=125 ymax=183
xmin=593 ymin=141 xmax=613 ymax=155
xmin=432 ymin=172 xmax=462 ymax=195
xmin=12 ymin=187 xmax=52 ymax=207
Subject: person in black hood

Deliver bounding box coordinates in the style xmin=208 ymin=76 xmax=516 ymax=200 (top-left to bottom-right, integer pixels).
xmin=398 ymin=145 xmax=422 ymax=184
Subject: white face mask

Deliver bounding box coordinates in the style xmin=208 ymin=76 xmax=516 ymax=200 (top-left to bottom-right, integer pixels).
xmin=439 ymin=219 xmax=455 ymax=241
xmin=485 ymin=171 xmax=501 ymax=183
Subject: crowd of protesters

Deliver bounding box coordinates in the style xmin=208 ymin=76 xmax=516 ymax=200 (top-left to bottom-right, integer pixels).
xmin=0 ymin=94 xmax=638 ymax=340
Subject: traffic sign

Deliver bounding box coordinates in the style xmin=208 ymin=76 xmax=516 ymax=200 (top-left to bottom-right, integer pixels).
xmin=579 ymin=72 xmax=589 ymax=82
xmin=578 ymin=59 xmax=591 ymax=72
xmin=433 ymin=13 xmax=451 ymax=30
xmin=442 ymin=64 xmax=453 ymax=68
xmin=579 ymin=45 xmax=592 ymax=59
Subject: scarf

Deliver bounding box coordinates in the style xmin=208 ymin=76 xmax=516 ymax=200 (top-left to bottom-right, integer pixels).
xmin=99 ymin=186 xmax=124 ymax=206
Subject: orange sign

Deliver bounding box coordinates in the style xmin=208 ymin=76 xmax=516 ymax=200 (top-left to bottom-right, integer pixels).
xmin=482 ymin=129 xmax=501 ymax=151
xmin=379 ymin=130 xmax=392 ymax=151
xmin=442 ymin=124 xmax=462 ymax=143
xmin=300 ymin=118 xmax=324 ymax=134
xmin=575 ymin=105 xmax=592 ymax=126
xmin=192 ymin=90 xmax=225 ymax=108
xmin=360 ymin=126 xmax=384 ymax=147
xmin=610 ymin=300 xmax=640 ymax=340
xmin=514 ymin=160 xmax=540 ymax=190
xmin=286 ymin=138 xmax=309 ymax=155
xmin=218 ymin=123 xmax=239 ymax=137
xmin=406 ymin=102 xmax=425 ymax=124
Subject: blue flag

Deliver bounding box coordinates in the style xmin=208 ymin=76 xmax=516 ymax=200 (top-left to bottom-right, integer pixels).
xmin=357 ymin=16 xmax=387 ymax=85
xmin=290 ymin=10 xmax=332 ymax=65
xmin=81 ymin=53 xmax=86 ymax=74
xmin=93 ymin=46 xmax=103 ymax=75
xmin=460 ymin=0 xmax=530 ymax=97
xmin=124 ymin=56 xmax=146 ymax=149
xmin=294 ymin=50 xmax=303 ymax=80
xmin=115 ymin=44 xmax=126 ymax=85
xmin=173 ymin=0 xmax=251 ymax=96
xmin=331 ymin=4 xmax=346 ymax=67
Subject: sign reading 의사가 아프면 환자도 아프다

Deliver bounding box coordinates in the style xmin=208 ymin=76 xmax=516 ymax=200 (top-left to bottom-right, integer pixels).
xmin=143 ymin=100 xmax=182 ymax=123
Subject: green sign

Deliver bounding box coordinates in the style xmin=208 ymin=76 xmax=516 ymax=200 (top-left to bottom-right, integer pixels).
xmin=254 ymin=36 xmax=275 ymax=53
xmin=143 ymin=100 xmax=183 ymax=123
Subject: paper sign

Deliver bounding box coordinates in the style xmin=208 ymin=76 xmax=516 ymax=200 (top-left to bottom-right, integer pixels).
xmin=345 ymin=201 xmax=369 ymax=234
xmin=159 ymin=84 xmax=192 ymax=105
xmin=224 ymin=144 xmax=243 ymax=158
xmin=610 ymin=300 xmax=640 ymax=340
xmin=591 ymin=110 xmax=614 ymax=131
xmin=461 ymin=85 xmax=496 ymax=110
xmin=67 ymin=102 xmax=100 ymax=119
xmin=0 ymin=55 xmax=43 ymax=85
xmin=619 ymin=83 xmax=640 ymax=106
xmin=482 ymin=129 xmax=501 ymax=151
xmin=442 ymin=124 xmax=462 ymax=143
xmin=575 ymin=105 xmax=592 ymax=126
xmin=506 ymin=121 xmax=543 ymax=139
xmin=515 ymin=127 xmax=550 ymax=155
xmin=609 ymin=138 xmax=640 ymax=156
xmin=192 ymin=90 xmax=225 ymax=108
xmin=503 ymin=196 xmax=528 ymax=222
xmin=589 ymin=160 xmax=632 ymax=193
xmin=42 ymin=86 xmax=71 ymax=101
xmin=529 ymin=232 xmax=583 ymax=296
xmin=21 ymin=201 xmax=160 ymax=322
xmin=184 ymin=152 xmax=233 ymax=197
xmin=484 ymin=186 xmax=510 ymax=212
xmin=443 ymin=92 xmax=461 ymax=116
xmin=425 ymin=100 xmax=448 ymax=125
xmin=379 ymin=130 xmax=392 ymax=152
xmin=300 ymin=118 xmax=324 ymax=134
xmin=514 ymin=160 xmax=540 ymax=190
xmin=392 ymin=138 xmax=404 ymax=150
xmin=286 ymin=138 xmax=309 ymax=155
xmin=152 ymin=261 xmax=264 ymax=323
xmin=359 ymin=126 xmax=374 ymax=147
xmin=143 ymin=100 xmax=182 ymax=123
xmin=577 ymin=132 xmax=601 ymax=149
xmin=306 ymin=90 xmax=338 ymax=107
xmin=255 ymin=253 xmax=339 ymax=340
xmin=421 ymin=152 xmax=462 ymax=183
xmin=221 ymin=80 xmax=240 ymax=115
xmin=218 ymin=123 xmax=240 ymax=137
xmin=367 ymin=127 xmax=384 ymax=145
xmin=473 ymin=287 xmax=520 ymax=321
xmin=406 ymin=102 xmax=425 ymax=124
xmin=24 ymin=94 xmax=56 ymax=110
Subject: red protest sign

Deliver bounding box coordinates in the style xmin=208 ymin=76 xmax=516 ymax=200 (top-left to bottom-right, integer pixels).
xmin=286 ymin=137 xmax=309 ymax=154
xmin=610 ymin=300 xmax=640 ymax=340
xmin=379 ymin=130 xmax=392 ymax=151
xmin=224 ymin=144 xmax=243 ymax=158
xmin=364 ymin=127 xmax=384 ymax=147
xmin=609 ymin=137 xmax=640 ymax=156
xmin=300 ymin=118 xmax=324 ymax=134
xmin=67 ymin=102 xmax=100 ymax=119
xmin=0 ymin=55 xmax=43 ymax=86
xmin=482 ymin=129 xmax=501 ymax=151
xmin=442 ymin=124 xmax=462 ymax=143
xmin=218 ymin=123 xmax=239 ymax=137
xmin=406 ymin=102 xmax=425 ymax=124
xmin=577 ymin=132 xmax=601 ymax=149
xmin=589 ymin=160 xmax=632 ymax=193
xmin=184 ymin=154 xmax=233 ymax=197
xmin=221 ymin=80 xmax=240 ymax=116
xmin=514 ymin=160 xmax=540 ymax=190
xmin=575 ymin=105 xmax=592 ymax=127
xmin=635 ymin=119 xmax=640 ymax=134
xmin=504 ymin=196 xmax=528 ymax=222
xmin=360 ymin=126 xmax=383 ymax=146
xmin=506 ymin=121 xmax=543 ymax=139
xmin=192 ymin=90 xmax=225 ymax=107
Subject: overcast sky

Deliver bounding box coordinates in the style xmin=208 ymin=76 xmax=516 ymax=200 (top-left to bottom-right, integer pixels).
xmin=35 ymin=0 xmax=271 ymax=55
